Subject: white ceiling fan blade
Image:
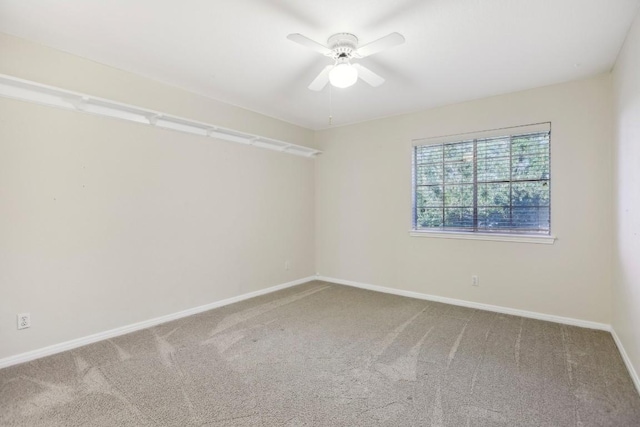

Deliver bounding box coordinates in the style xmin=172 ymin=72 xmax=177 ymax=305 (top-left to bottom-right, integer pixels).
xmin=308 ymin=65 xmax=333 ymax=91
xmin=287 ymin=33 xmax=332 ymax=56
xmin=352 ymin=64 xmax=385 ymax=87
xmin=356 ymin=32 xmax=405 ymax=58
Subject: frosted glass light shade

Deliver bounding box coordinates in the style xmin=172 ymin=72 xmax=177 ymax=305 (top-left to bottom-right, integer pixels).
xmin=329 ymin=63 xmax=358 ymax=88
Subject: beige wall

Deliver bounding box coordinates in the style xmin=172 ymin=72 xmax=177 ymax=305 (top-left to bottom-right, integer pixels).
xmin=315 ymin=75 xmax=613 ymax=324
xmin=0 ymin=34 xmax=316 ymax=359
xmin=612 ymin=11 xmax=640 ymax=381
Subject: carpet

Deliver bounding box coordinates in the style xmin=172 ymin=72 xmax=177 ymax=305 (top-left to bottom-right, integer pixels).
xmin=1 ymin=281 xmax=639 ymax=426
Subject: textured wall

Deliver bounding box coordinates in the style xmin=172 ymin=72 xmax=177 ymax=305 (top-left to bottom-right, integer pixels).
xmin=0 ymin=35 xmax=316 ymax=359
xmin=315 ymin=75 xmax=613 ymax=324
xmin=612 ymin=10 xmax=640 ymax=384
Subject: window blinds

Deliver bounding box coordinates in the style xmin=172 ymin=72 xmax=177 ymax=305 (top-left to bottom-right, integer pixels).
xmin=413 ymin=123 xmax=551 ymax=234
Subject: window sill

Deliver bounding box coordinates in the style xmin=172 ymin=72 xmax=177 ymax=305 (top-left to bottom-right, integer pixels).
xmin=409 ymin=230 xmax=556 ymax=244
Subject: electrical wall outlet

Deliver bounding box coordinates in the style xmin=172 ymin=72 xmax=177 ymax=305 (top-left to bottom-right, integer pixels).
xmin=284 ymin=260 xmax=290 ymax=270
xmin=472 ymin=275 xmax=479 ymax=287
xmin=17 ymin=313 xmax=30 ymax=330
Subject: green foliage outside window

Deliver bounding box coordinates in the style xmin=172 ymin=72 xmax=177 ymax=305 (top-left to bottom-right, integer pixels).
xmin=413 ymin=131 xmax=550 ymax=234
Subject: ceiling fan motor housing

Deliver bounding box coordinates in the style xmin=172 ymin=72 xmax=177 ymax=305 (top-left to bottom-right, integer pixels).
xmin=327 ymin=33 xmax=359 ymax=59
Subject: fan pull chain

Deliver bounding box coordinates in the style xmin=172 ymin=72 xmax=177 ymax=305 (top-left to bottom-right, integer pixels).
xmin=329 ymin=84 xmax=333 ymax=126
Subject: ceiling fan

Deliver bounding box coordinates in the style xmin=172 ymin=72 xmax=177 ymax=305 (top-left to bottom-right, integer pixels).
xmin=286 ymin=32 xmax=405 ymax=91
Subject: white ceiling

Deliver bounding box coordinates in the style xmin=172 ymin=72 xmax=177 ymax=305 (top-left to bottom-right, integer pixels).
xmin=0 ymin=0 xmax=638 ymax=130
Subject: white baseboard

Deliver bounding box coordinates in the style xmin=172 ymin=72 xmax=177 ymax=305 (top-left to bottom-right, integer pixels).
xmin=0 ymin=276 xmax=316 ymax=369
xmin=316 ymin=276 xmax=611 ymax=331
xmin=3 ymin=274 xmax=638 ymax=396
xmin=611 ymin=328 xmax=640 ymax=394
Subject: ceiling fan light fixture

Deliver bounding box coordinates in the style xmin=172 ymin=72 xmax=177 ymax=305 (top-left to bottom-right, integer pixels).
xmin=329 ymin=62 xmax=358 ymax=88
xmin=288 ymin=31 xmax=402 ymax=91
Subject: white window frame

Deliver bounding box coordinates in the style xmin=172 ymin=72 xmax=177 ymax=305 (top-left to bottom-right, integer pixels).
xmin=409 ymin=123 xmax=556 ymax=244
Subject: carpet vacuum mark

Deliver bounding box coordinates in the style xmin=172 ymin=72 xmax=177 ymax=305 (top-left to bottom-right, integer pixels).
xmin=1 ymin=281 xmax=639 ymax=426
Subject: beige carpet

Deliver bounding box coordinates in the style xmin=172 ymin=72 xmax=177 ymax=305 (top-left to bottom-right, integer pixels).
xmin=1 ymin=281 xmax=639 ymax=426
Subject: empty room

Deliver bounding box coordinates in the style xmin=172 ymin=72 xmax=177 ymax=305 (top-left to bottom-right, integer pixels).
xmin=1 ymin=0 xmax=639 ymax=425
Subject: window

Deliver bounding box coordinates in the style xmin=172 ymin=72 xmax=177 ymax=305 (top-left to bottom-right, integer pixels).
xmin=412 ymin=123 xmax=551 ymax=236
